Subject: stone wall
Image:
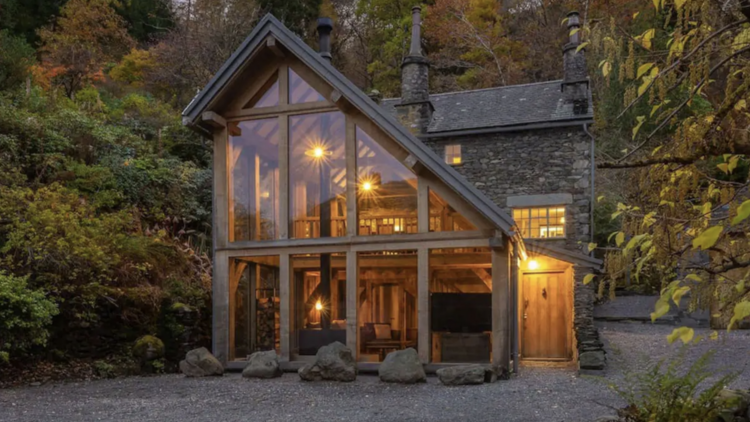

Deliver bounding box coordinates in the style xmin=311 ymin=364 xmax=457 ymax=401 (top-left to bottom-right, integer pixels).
xmin=423 ymin=127 xmax=592 ymax=253
xmin=573 ymin=265 xmax=605 ymax=371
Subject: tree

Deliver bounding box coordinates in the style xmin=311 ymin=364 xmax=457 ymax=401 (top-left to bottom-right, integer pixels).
xmin=0 ymin=30 xmax=35 ymax=91
xmin=0 ymin=0 xmax=66 ymax=45
xmin=425 ymin=0 xmax=527 ymax=90
xmin=38 ymin=0 xmax=135 ymax=98
xmin=589 ymin=0 xmax=750 ymax=334
xmin=258 ymin=0 xmax=322 ymax=38
xmin=115 ymin=0 xmax=174 ymax=43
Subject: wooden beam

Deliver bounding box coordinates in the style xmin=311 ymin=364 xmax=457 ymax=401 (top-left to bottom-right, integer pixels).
xmin=418 ymin=248 xmax=429 ymax=363
xmin=492 ymin=247 xmax=510 ymax=371
xmin=225 ymin=102 xmax=337 ymax=120
xmin=266 ymin=36 xmax=285 ymax=57
xmin=403 ymin=154 xmax=418 ymax=170
xmin=201 ymin=111 xmax=226 ymax=128
xmin=214 ymin=126 xmax=229 ymax=249
xmin=345 ymin=117 xmax=357 ymax=236
xmin=279 ymin=253 xmax=290 ymax=361
xmin=471 ymin=268 xmax=493 ymax=290
xmin=279 ymin=114 xmax=289 ymax=239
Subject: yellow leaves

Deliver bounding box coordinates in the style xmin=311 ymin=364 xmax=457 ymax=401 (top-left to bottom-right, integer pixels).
xmin=717 ymin=155 xmax=739 ymax=175
xmin=652 ymin=0 xmax=661 ymax=11
xmin=637 ymin=63 xmax=654 ymax=78
xmin=615 ymin=231 xmax=625 ymax=247
xmin=583 ymin=274 xmax=595 ymax=285
xmin=735 ymin=99 xmax=747 ymax=111
xmin=667 ymin=326 xmax=694 ymax=344
xmin=729 ymin=301 xmax=750 ymax=330
xmin=674 ymin=0 xmax=687 ymax=10
xmin=733 ymin=28 xmax=750 ymax=52
xmin=601 ymin=60 xmax=612 ymax=77
xmin=691 ymin=226 xmax=723 ymax=250
xmin=671 ymin=286 xmax=690 ymax=307
xmin=633 ymin=12 xmax=640 ymax=19
xmin=732 ymin=200 xmax=750 ymax=226
xmin=651 ymin=295 xmax=671 ymax=321
xmin=576 ymin=42 xmax=589 ymax=53
xmin=569 ymin=28 xmax=580 ymax=37
xmin=710 ymin=330 xmax=719 ymax=340
xmin=637 ymin=67 xmax=659 ymax=97
xmin=632 ymin=115 xmax=646 ymax=140
xmin=587 ymin=242 xmax=597 ymax=253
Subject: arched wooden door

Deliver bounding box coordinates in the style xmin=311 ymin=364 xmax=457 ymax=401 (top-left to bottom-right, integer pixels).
xmin=521 ymin=271 xmax=572 ymax=360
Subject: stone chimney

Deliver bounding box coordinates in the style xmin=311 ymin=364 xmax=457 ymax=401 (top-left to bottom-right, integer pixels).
xmin=562 ymin=11 xmax=589 ymax=115
xmin=317 ymin=17 xmax=333 ymax=63
xmin=396 ymin=6 xmax=433 ymax=134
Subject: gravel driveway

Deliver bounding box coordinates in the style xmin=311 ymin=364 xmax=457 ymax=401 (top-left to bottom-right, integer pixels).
xmin=2 ymin=322 xmax=749 ymax=422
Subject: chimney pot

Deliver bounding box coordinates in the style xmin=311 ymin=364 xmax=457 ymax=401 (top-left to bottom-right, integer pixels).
xmin=317 ymin=17 xmax=333 ymax=62
xmin=408 ymin=6 xmax=422 ymax=57
xmin=566 ymin=11 xmax=581 ymax=44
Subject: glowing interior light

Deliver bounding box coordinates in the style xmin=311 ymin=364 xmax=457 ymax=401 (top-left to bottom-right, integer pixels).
xmin=560 ymin=216 xmax=565 ymax=223
xmin=452 ymin=157 xmax=461 ymax=164
xmin=362 ymin=181 xmax=372 ymax=191
xmin=314 ymin=147 xmax=324 ymax=158
xmin=527 ymin=259 xmax=540 ymax=270
xmin=315 ymin=300 xmax=323 ymax=311
xmin=261 ymin=191 xmax=270 ymax=198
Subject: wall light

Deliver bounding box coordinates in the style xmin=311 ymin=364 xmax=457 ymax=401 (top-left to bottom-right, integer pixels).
xmin=315 ymin=300 xmax=323 ymax=311
xmin=527 ymin=259 xmax=540 ymax=270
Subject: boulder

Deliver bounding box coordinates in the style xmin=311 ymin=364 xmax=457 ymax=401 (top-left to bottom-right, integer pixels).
xmin=132 ymin=335 xmax=165 ymax=362
xmin=378 ymin=348 xmax=425 ymax=384
xmin=579 ymin=350 xmax=606 ymax=370
xmin=718 ymin=389 xmax=750 ymax=418
xmin=298 ymin=342 xmax=356 ymax=382
xmin=179 ymin=347 xmax=224 ymax=377
xmin=436 ymin=365 xmax=486 ymax=386
xmin=242 ymin=350 xmax=282 ymax=379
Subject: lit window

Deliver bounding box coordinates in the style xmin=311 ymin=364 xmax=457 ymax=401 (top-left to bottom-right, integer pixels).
xmin=512 ymin=207 xmax=566 ymax=239
xmin=445 ymin=144 xmax=461 ymax=165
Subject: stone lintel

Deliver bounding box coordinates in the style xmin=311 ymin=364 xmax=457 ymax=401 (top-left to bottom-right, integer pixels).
xmin=507 ymin=193 xmax=573 ymax=208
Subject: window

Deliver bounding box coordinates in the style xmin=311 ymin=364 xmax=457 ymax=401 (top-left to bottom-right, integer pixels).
xmin=356 ymin=127 xmax=418 ymax=235
xmin=513 ymin=207 xmax=566 ymax=239
xmin=428 ymin=188 xmax=476 ymax=232
xmin=289 ymin=68 xmax=325 ymax=104
xmin=445 ymin=144 xmax=461 ymax=165
xmin=247 ymin=73 xmax=279 ymax=108
xmin=228 ymin=118 xmax=280 ymax=242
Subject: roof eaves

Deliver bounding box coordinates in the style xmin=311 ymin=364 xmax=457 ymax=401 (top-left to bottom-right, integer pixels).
xmin=421 ymin=118 xmax=595 ymax=138
xmin=524 ymin=240 xmax=602 ymax=268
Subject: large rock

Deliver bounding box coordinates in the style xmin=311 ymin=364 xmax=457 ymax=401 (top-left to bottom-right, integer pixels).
xmin=579 ymin=350 xmax=606 ymax=370
xmin=179 ymin=347 xmax=224 ymax=377
xmin=436 ymin=365 xmax=486 ymax=386
xmin=242 ymin=350 xmax=282 ymax=379
xmin=378 ymin=348 xmax=425 ymax=384
xmin=132 ymin=335 xmax=165 ymax=362
xmin=718 ymin=389 xmax=750 ymax=419
xmin=298 ymin=342 xmax=356 ymax=382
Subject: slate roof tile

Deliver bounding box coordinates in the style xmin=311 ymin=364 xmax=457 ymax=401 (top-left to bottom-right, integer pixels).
xmin=381 ymin=80 xmax=594 ymax=133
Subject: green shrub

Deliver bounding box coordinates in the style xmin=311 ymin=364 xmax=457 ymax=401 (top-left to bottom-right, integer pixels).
xmin=609 ymin=350 xmax=738 ymax=422
xmin=0 ymin=272 xmax=58 ymax=363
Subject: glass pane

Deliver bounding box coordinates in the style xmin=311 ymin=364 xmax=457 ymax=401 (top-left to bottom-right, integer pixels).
xmin=289 ymin=68 xmax=325 ymax=104
xmin=428 ymin=188 xmax=476 ymax=232
xmin=289 ymin=112 xmax=346 ymax=238
xmin=357 ymin=127 xmax=418 ymax=235
xmin=291 ymin=253 xmax=346 ymax=356
xmin=357 ymin=250 xmax=418 ymax=362
xmin=230 ymin=256 xmax=280 ymax=361
xmin=429 ymin=248 xmax=492 ymax=363
xmin=228 ymin=118 xmax=280 ymax=242
xmin=248 ymin=73 xmax=279 ymax=108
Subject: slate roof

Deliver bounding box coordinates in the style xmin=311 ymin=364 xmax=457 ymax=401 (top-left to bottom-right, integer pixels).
xmin=381 ymin=80 xmax=594 ymax=134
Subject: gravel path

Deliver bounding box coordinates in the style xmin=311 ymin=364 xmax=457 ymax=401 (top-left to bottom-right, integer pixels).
xmin=2 ymin=322 xmax=748 ymax=422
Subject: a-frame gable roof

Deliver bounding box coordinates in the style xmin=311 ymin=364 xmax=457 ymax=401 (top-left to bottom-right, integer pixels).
xmin=182 ymin=13 xmax=518 ymax=238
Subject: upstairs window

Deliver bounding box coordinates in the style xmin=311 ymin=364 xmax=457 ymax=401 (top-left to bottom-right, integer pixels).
xmin=445 ymin=144 xmax=461 ymax=165
xmin=512 ymin=207 xmax=566 ymax=239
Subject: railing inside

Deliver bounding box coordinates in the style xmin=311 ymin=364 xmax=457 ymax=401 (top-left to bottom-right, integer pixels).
xmin=291 ymin=215 xmax=418 ymax=238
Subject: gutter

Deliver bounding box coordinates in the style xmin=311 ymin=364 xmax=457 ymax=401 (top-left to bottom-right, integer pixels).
xmin=418 ymin=118 xmax=595 ymax=139
xmin=583 ymin=123 xmax=595 ymax=250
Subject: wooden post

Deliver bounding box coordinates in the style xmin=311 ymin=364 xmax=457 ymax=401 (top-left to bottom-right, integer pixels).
xmin=345 ymin=117 xmax=356 ymax=236
xmin=418 ymin=181 xmax=429 ymax=233
xmin=214 ymin=127 xmax=229 ymax=248
xmin=511 ymin=244 xmax=520 ymax=375
xmin=279 ymin=253 xmax=291 ymax=361
xmin=417 ymin=248 xmax=429 ymax=363
xmin=213 ymin=251 xmax=230 ymax=364
xmin=279 ymin=114 xmax=289 ymax=239
xmin=492 ymin=245 xmax=510 ymax=370
xmin=346 ymin=252 xmax=358 ymax=357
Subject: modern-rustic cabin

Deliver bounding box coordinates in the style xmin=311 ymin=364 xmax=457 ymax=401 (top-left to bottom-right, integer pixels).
xmin=182 ymin=10 xmax=602 ymax=374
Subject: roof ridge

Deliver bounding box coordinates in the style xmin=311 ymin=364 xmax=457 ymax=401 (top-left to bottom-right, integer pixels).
xmin=380 ymin=79 xmax=564 ymax=102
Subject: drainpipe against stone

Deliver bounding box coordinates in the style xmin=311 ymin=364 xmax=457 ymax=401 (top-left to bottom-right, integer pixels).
xmin=512 ymin=245 xmax=520 ymax=376
xmin=583 ymin=123 xmax=595 ymax=253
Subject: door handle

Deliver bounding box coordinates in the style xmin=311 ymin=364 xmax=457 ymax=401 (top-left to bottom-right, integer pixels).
xmin=523 ymin=313 xmax=527 ymax=320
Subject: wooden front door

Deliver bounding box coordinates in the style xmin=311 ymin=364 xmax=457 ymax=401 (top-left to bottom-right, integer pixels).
xmin=521 ymin=271 xmax=571 ymax=360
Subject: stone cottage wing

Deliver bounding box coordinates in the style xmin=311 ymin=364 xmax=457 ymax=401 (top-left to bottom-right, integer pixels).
xmin=182 ymin=13 xmax=519 ymax=240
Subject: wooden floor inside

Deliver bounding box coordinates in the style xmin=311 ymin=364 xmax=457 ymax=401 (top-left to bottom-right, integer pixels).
xmin=519 ymin=359 xmax=576 ymax=369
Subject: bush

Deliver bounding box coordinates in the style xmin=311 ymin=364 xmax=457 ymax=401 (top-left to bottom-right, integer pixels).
xmin=609 ymin=350 xmax=738 ymax=422
xmin=0 ymin=272 xmax=58 ymax=363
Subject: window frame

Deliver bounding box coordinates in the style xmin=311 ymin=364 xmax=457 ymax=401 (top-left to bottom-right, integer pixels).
xmin=444 ymin=144 xmax=462 ymax=166
xmin=512 ymin=206 xmax=567 ymax=239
